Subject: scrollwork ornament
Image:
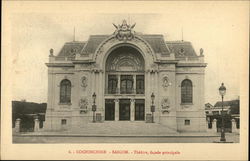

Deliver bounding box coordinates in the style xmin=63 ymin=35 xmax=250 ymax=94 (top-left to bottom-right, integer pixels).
xmin=81 ymin=76 xmax=88 ymax=90
xmin=162 ymin=76 xmax=171 ymax=89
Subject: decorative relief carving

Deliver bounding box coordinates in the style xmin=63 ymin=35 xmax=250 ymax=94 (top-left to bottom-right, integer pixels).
xmin=162 ymin=76 xmax=171 ymax=89
xmin=80 ymin=64 xmax=90 ymax=68
xmin=81 ymin=76 xmax=88 ymax=90
xmin=161 ymin=64 xmax=170 ymax=68
xmin=106 ymin=53 xmax=144 ymax=72
xmin=91 ymin=63 xmax=102 ymax=73
xmin=161 ymin=98 xmax=170 ymax=109
xmin=94 ymin=34 xmax=155 ymax=62
xmin=79 ymin=98 xmax=88 ymax=113
xmin=149 ymin=64 xmax=158 ymax=72
xmin=179 ymin=48 xmax=185 ymax=56
xmin=181 ymin=105 xmax=191 ymax=110
xmin=161 ymin=98 xmax=170 ymax=113
xmin=114 ymin=99 xmax=119 ymax=103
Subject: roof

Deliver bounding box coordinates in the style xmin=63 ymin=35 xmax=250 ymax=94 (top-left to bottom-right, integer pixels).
xmin=81 ymin=35 xmax=109 ymax=54
xmin=57 ymin=41 xmax=86 ymax=57
xmin=214 ymin=99 xmax=239 ymax=108
xmin=140 ymin=35 xmax=171 ymax=55
xmin=166 ymin=41 xmax=198 ymax=57
xmin=205 ymin=103 xmax=213 ymax=109
xmin=56 ymin=35 xmax=198 ymax=58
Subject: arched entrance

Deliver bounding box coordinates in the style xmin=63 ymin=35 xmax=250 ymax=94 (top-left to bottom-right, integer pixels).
xmin=104 ymin=46 xmax=145 ymax=121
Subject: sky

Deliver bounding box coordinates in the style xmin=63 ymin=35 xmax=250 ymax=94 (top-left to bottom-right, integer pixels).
xmin=7 ymin=1 xmax=249 ymax=105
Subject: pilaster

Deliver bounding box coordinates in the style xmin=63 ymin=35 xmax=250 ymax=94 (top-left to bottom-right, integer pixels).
xmin=130 ymin=99 xmax=135 ymax=121
xmin=114 ymin=99 xmax=119 ymax=121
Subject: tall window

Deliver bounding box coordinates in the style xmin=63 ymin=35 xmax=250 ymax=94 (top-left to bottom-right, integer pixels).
xmin=60 ymin=79 xmax=71 ymax=103
xmin=136 ymin=75 xmax=144 ymax=94
xmin=181 ymin=79 xmax=193 ymax=103
xmin=108 ymin=75 xmax=118 ymax=94
xmin=120 ymin=75 xmax=133 ymax=94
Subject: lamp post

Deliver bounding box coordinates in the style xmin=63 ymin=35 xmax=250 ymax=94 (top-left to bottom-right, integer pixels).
xmin=151 ymin=92 xmax=155 ymax=123
xmin=92 ymin=92 xmax=97 ymax=123
xmin=219 ymin=83 xmax=226 ymax=142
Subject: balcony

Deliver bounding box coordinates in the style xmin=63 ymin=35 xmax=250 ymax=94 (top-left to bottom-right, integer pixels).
xmin=105 ymin=88 xmax=144 ymax=95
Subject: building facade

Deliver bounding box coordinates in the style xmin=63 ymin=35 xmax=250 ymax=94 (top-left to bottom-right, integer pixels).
xmin=43 ymin=20 xmax=207 ymax=133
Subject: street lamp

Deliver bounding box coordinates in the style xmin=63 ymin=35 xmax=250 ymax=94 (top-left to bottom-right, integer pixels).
xmin=151 ymin=92 xmax=155 ymax=123
xmin=219 ymin=83 xmax=226 ymax=142
xmin=92 ymin=92 xmax=97 ymax=123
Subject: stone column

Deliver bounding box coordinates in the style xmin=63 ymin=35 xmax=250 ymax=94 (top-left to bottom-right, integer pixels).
xmin=130 ymin=99 xmax=135 ymax=121
xmin=115 ymin=99 xmax=119 ymax=121
xmin=117 ymin=74 xmax=120 ymax=94
xmin=231 ymin=119 xmax=238 ymax=133
xmin=212 ymin=119 xmax=217 ymax=133
xmin=15 ymin=118 xmax=21 ymax=133
xmin=34 ymin=118 xmax=40 ymax=132
xmin=133 ymin=75 xmax=136 ymax=94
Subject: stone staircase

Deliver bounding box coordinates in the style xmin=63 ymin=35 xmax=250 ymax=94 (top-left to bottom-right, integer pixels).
xmin=70 ymin=121 xmax=177 ymax=135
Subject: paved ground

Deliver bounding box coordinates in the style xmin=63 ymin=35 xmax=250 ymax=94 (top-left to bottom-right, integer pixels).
xmin=13 ymin=133 xmax=239 ymax=143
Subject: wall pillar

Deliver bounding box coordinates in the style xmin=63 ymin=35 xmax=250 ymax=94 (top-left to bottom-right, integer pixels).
xmin=15 ymin=118 xmax=21 ymax=133
xmin=99 ymin=70 xmax=104 ymax=121
xmin=146 ymin=71 xmax=151 ymax=113
xmin=117 ymin=74 xmax=120 ymax=94
xmin=133 ymin=75 xmax=136 ymax=94
xmin=212 ymin=119 xmax=217 ymax=133
xmin=231 ymin=119 xmax=238 ymax=133
xmin=34 ymin=118 xmax=40 ymax=132
xmin=130 ymin=99 xmax=135 ymax=121
xmin=115 ymin=99 xmax=119 ymax=121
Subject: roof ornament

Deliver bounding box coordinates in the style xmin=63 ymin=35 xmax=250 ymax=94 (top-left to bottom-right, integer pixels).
xmin=49 ymin=48 xmax=54 ymax=56
xmin=200 ymin=48 xmax=204 ymax=56
xmin=113 ymin=19 xmax=136 ymax=41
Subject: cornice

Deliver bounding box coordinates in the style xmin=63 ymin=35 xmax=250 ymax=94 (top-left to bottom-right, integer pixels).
xmin=176 ymin=63 xmax=207 ymax=67
xmin=45 ymin=63 xmax=74 ymax=67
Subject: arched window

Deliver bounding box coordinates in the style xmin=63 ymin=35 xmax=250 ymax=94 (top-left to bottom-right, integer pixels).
xmin=60 ymin=79 xmax=71 ymax=103
xmin=181 ymin=79 xmax=193 ymax=104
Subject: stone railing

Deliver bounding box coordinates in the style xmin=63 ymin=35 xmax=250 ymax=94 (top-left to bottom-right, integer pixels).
xmin=177 ymin=56 xmax=204 ymax=63
xmin=206 ymin=119 xmax=240 ymax=133
xmin=49 ymin=56 xmax=75 ymax=62
xmin=105 ymin=88 xmax=144 ymax=95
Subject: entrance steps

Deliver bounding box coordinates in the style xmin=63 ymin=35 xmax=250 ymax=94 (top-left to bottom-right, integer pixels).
xmin=70 ymin=121 xmax=177 ymax=135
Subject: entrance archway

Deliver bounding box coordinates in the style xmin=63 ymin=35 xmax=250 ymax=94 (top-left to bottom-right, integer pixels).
xmin=104 ymin=46 xmax=145 ymax=121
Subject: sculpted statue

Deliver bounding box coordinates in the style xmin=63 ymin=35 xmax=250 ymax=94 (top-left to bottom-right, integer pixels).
xmin=113 ymin=20 xmax=136 ymax=41
xmin=79 ymin=98 xmax=88 ymax=110
xmin=161 ymin=98 xmax=170 ymax=109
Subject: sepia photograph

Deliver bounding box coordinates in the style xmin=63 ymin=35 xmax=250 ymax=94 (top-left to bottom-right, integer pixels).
xmin=1 ymin=1 xmax=248 ymax=160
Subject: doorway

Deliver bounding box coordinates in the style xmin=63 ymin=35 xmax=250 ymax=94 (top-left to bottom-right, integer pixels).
xmin=105 ymin=99 xmax=115 ymax=121
xmin=135 ymin=99 xmax=145 ymax=120
xmin=119 ymin=99 xmax=130 ymax=120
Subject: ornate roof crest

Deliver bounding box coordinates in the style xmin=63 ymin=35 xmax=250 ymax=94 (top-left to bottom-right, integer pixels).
xmin=113 ymin=20 xmax=136 ymax=41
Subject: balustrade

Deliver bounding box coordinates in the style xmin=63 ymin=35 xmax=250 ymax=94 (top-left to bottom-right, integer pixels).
xmin=105 ymin=88 xmax=144 ymax=95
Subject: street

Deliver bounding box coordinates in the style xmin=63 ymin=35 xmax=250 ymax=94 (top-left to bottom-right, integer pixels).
xmin=13 ymin=133 xmax=239 ymax=143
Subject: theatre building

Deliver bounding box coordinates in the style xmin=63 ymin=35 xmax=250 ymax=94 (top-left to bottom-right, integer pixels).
xmin=43 ymin=20 xmax=207 ymax=134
